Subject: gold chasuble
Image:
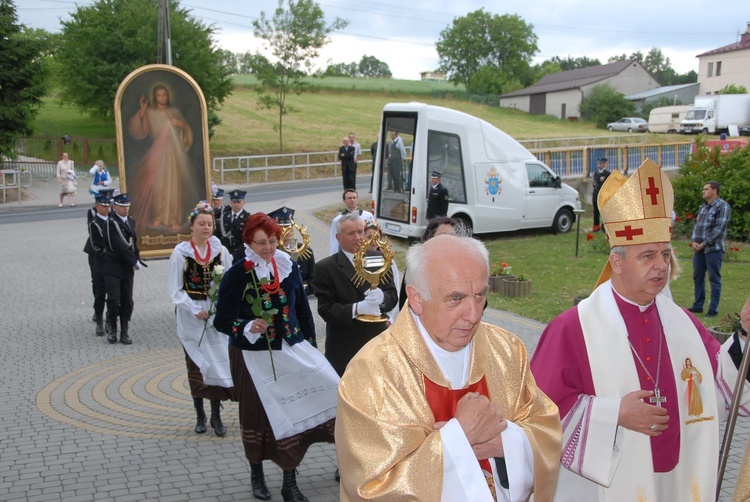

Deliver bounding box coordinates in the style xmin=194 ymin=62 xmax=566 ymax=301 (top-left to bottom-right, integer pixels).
xmin=335 ymin=305 xmax=561 ymax=501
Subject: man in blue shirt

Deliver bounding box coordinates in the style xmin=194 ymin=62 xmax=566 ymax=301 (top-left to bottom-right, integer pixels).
xmin=688 ymin=180 xmax=731 ymax=317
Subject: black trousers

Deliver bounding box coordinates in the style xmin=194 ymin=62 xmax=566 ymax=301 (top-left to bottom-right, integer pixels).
xmin=342 ymin=166 xmax=356 ymax=190
xmin=92 ymin=256 xmax=107 ymax=318
xmin=105 ymin=274 xmax=134 ymax=324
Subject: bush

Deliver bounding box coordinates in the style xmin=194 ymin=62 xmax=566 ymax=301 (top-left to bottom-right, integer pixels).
xmin=579 ymin=84 xmax=636 ymax=128
xmin=672 ymin=139 xmax=750 ymax=241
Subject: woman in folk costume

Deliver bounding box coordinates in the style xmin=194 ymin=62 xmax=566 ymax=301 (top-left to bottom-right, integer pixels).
xmin=214 ymin=212 xmax=339 ymax=502
xmin=168 ymin=201 xmax=235 ymax=436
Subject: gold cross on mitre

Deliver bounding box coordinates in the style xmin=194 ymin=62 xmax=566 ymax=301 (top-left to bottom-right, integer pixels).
xmin=594 ymin=158 xmax=674 ymax=288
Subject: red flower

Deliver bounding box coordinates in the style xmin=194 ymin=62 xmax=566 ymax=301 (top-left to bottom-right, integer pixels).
xmin=592 ymin=225 xmax=601 ymax=232
xmin=675 ymin=215 xmax=681 ymax=223
xmin=243 ymin=260 xmax=256 ymax=272
xmin=586 ymin=233 xmax=594 ymax=241
xmin=686 ymin=213 xmax=694 ymax=220
xmin=501 ymin=262 xmax=508 ymax=268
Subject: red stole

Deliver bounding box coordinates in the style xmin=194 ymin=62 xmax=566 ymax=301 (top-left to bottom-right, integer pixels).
xmin=424 ymin=375 xmax=496 ymax=498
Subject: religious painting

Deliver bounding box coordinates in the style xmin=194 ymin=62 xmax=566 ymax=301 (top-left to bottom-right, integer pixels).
xmin=114 ymin=64 xmax=211 ymax=258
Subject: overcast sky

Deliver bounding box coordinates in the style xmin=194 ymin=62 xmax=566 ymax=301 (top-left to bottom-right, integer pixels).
xmin=16 ymin=0 xmax=750 ymax=80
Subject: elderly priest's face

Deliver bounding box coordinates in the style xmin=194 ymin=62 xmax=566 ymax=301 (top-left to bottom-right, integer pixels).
xmin=610 ymin=242 xmax=671 ymax=305
xmin=409 ymin=237 xmax=489 ymax=352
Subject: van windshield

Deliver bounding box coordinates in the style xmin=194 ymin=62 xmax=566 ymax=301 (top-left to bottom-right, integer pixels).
xmin=685 ymin=109 xmax=706 ymax=120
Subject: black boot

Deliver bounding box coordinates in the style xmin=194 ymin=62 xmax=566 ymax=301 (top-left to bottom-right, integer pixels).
xmin=281 ymin=469 xmax=308 ymax=502
xmin=193 ymin=398 xmax=207 ymax=434
xmin=250 ymin=463 xmax=271 ymax=501
xmin=106 ymin=319 xmax=118 ymax=344
xmin=120 ymin=322 xmax=132 ymax=345
xmin=95 ymin=315 xmax=105 ymax=336
xmin=209 ymin=400 xmax=226 ymax=437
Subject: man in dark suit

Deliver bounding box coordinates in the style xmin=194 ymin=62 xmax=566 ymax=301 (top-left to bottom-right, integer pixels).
xmin=85 ymin=195 xmax=113 ymax=336
xmin=217 ymin=189 xmax=250 ymax=262
xmin=369 ymin=134 xmax=378 ymax=193
xmin=592 ymin=157 xmax=610 ymax=231
xmin=313 ymin=212 xmax=398 ymax=376
xmin=102 ymin=194 xmax=143 ymax=345
xmin=339 ymin=137 xmax=356 ymax=190
xmin=426 ymin=170 xmax=449 ymax=219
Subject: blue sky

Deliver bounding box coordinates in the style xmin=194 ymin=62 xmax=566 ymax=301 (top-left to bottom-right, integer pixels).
xmin=16 ymin=0 xmax=750 ymax=80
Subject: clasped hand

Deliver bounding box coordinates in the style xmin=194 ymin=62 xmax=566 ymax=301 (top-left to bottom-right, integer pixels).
xmin=434 ymin=392 xmax=507 ymax=460
xmin=356 ymin=288 xmax=384 ymax=317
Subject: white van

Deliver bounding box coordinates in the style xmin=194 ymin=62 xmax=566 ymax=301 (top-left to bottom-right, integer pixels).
xmin=648 ymin=105 xmax=691 ymax=134
xmin=372 ymin=103 xmax=582 ymax=238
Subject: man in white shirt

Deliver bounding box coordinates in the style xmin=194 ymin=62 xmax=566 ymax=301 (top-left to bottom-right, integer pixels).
xmin=328 ymin=189 xmax=373 ymax=256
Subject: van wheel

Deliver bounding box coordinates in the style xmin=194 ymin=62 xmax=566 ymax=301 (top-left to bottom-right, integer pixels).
xmin=701 ymin=128 xmax=708 ymax=134
xmin=552 ymin=208 xmax=574 ymax=234
xmin=667 ymin=129 xmax=676 ymax=134
xmin=455 ymin=214 xmax=473 ymax=235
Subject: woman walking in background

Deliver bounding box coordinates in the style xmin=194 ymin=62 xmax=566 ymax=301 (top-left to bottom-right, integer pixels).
xmin=56 ymin=152 xmax=77 ymax=207
xmin=168 ymin=201 xmax=235 ymax=436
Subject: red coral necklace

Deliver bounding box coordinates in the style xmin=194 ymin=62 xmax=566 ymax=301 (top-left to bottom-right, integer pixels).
xmin=190 ymin=239 xmax=211 ymax=265
xmin=262 ymin=258 xmax=280 ymax=295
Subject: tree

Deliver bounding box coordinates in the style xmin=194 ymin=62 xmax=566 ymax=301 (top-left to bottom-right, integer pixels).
xmin=579 ymin=84 xmax=636 ymax=128
xmin=544 ymin=55 xmax=601 ymax=72
xmin=0 ymin=0 xmax=50 ymax=159
xmin=608 ymin=48 xmax=696 ymax=86
xmin=719 ymin=84 xmax=748 ymax=94
xmin=56 ymin=0 xmax=232 ymax=127
xmin=357 ymin=55 xmax=391 ymax=78
xmin=252 ymin=0 xmax=348 ymax=153
xmin=436 ymin=9 xmax=537 ymax=94
xmin=323 ymin=61 xmax=358 ymax=77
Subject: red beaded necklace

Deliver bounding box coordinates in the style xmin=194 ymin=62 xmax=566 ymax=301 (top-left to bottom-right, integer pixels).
xmin=190 ymin=239 xmax=211 ymax=265
xmin=262 ymin=258 xmax=281 ymax=295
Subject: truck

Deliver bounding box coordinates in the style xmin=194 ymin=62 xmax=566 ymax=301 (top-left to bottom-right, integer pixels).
xmin=648 ymin=105 xmax=691 ymax=134
xmin=680 ymin=95 xmax=750 ymax=134
xmin=371 ymin=103 xmax=582 ymax=239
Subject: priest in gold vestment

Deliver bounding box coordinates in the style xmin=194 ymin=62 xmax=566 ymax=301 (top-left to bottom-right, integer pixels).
xmin=335 ymin=235 xmax=562 ymax=501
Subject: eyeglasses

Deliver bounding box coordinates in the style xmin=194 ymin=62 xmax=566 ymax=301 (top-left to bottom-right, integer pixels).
xmin=252 ymin=239 xmax=278 ymax=247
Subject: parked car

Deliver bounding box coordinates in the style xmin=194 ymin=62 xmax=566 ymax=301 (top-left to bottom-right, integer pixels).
xmin=607 ymin=117 xmax=648 ymax=133
xmin=740 ymin=124 xmax=750 ymax=136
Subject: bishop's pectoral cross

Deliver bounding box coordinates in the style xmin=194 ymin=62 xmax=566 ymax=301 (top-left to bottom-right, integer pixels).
xmin=649 ymin=387 xmax=667 ymax=407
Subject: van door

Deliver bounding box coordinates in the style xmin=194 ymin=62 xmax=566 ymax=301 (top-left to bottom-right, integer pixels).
xmin=375 ymin=114 xmax=416 ymax=225
xmin=523 ymin=162 xmax=560 ymax=227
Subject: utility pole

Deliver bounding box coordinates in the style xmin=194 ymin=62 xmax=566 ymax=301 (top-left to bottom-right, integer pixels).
xmin=157 ymin=0 xmax=172 ymax=65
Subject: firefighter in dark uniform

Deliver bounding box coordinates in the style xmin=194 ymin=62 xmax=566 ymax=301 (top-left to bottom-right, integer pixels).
xmin=269 ymin=206 xmax=316 ymax=296
xmin=592 ymin=157 xmax=611 ymax=231
xmin=217 ymin=189 xmax=250 ymax=262
xmin=426 ymin=170 xmax=449 ymax=219
xmin=84 ymin=188 xmax=114 ymax=324
xmin=84 ymin=194 xmax=113 ymax=336
xmin=211 ymin=188 xmax=225 ymax=232
xmin=102 ymin=193 xmax=144 ymax=345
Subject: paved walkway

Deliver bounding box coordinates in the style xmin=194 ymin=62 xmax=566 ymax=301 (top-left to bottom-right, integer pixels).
xmin=0 ymin=178 xmax=747 ymax=501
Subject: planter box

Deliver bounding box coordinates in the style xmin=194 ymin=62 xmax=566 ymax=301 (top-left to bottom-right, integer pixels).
xmin=708 ymin=327 xmax=732 ymax=344
xmin=490 ymin=275 xmax=515 ymax=293
xmin=502 ymin=278 xmax=532 ymax=298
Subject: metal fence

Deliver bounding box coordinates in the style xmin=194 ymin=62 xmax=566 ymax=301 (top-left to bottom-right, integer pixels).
xmin=531 ymin=142 xmax=693 ymax=178
xmin=213 ymin=139 xmax=692 ymax=183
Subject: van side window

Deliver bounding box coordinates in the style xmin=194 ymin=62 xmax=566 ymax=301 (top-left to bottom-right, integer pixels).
xmin=427 ymin=131 xmax=466 ymax=204
xmin=526 ymin=163 xmax=554 ymax=187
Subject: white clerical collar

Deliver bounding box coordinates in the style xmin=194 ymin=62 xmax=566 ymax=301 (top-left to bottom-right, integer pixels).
xmin=410 ymin=308 xmax=471 ymax=389
xmin=611 ymin=285 xmax=654 ymax=313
